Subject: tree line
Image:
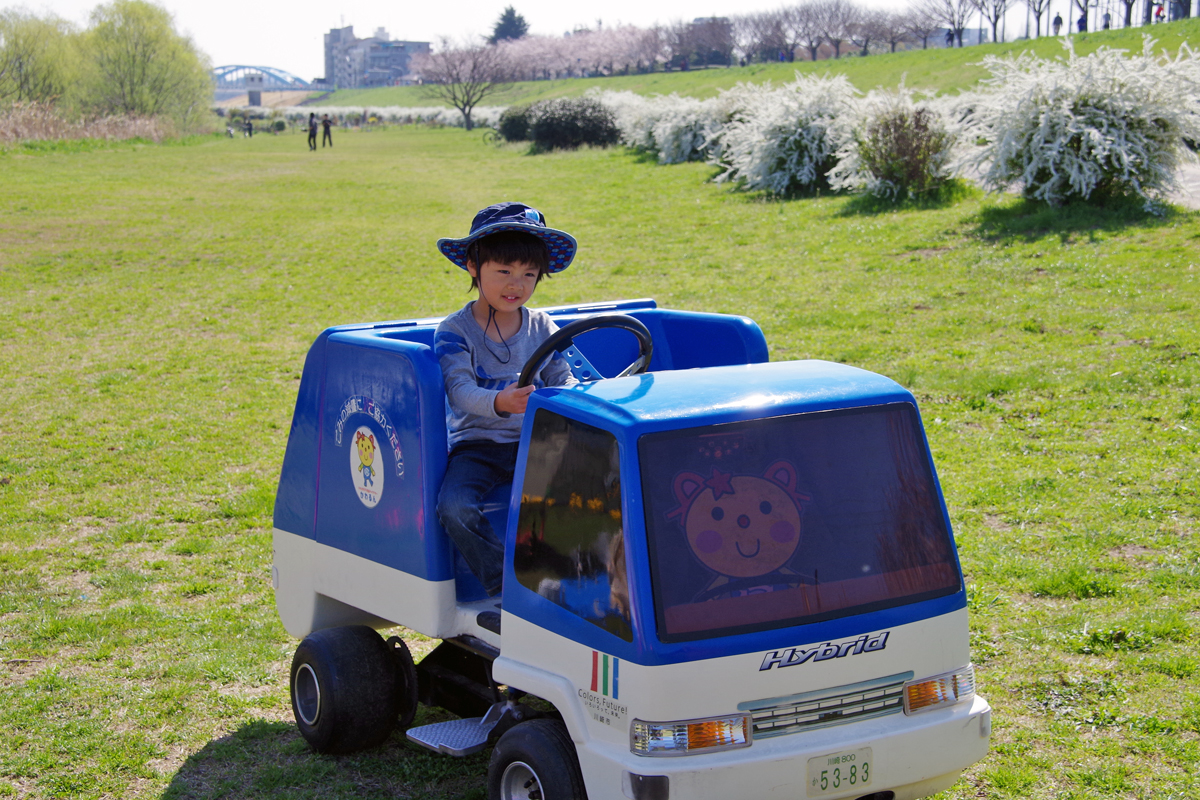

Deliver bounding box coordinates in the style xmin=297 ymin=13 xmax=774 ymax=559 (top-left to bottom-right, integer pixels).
xmin=421 ymin=0 xmax=1146 ymax=94
xmin=0 ymin=0 xmax=211 ymax=129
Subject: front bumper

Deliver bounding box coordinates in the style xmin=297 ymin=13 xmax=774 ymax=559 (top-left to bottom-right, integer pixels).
xmin=576 ymin=694 xmax=991 ymax=800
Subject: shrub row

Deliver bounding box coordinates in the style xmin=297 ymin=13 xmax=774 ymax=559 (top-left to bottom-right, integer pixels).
xmin=597 ymin=40 xmax=1200 ymax=206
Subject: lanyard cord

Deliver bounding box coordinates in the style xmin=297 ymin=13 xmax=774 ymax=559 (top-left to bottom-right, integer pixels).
xmin=482 ymin=304 xmax=513 ymax=365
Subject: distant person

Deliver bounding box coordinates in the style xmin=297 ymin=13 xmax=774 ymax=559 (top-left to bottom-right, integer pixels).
xmin=1154 ymin=3 xmax=1165 ymax=21
xmin=945 ymin=28 xmax=954 ymax=46
xmin=244 ymin=119 xmax=253 ymax=138
xmin=1077 ymin=13 xmax=1087 ymax=31
xmin=307 ymin=113 xmax=318 ymax=151
xmin=321 ymin=114 xmax=333 ymax=148
xmin=1052 ymin=13 xmax=1063 ymax=34
xmin=1102 ymin=11 xmax=1111 ymax=28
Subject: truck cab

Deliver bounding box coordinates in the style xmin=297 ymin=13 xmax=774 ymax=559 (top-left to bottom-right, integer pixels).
xmin=273 ymin=299 xmax=990 ymax=800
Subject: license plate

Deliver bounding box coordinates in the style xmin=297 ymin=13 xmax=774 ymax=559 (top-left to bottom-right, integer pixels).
xmin=806 ymin=747 xmax=872 ymax=797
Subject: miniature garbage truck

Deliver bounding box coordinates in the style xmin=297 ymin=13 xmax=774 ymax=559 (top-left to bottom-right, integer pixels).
xmin=272 ymin=298 xmax=991 ymax=800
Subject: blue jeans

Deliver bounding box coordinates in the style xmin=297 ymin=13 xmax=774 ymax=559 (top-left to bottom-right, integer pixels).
xmin=436 ymin=440 xmax=518 ymax=596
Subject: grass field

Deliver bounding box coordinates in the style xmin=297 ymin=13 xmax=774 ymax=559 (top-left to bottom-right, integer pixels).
xmin=312 ymin=18 xmax=1200 ymax=109
xmin=1 ymin=125 xmax=1199 ymax=799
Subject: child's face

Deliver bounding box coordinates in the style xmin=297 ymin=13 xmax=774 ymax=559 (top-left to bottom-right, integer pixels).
xmin=470 ymin=259 xmax=540 ymax=313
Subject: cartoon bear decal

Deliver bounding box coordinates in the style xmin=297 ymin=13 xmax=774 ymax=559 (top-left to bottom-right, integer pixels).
xmin=355 ymin=429 xmax=377 ymax=487
xmin=668 ymin=461 xmax=810 ymax=602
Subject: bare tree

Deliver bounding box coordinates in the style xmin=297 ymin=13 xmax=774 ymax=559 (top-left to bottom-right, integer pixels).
xmin=879 ymin=12 xmax=913 ymax=51
xmin=663 ymin=18 xmax=695 ymax=69
xmin=848 ymin=8 xmax=890 ymax=55
xmin=692 ymin=17 xmax=735 ymax=66
xmin=730 ymin=13 xmax=758 ymax=62
xmin=817 ymin=0 xmax=859 ymax=59
xmin=417 ymin=38 xmax=510 ymax=129
xmin=788 ymin=3 xmax=826 ymax=62
xmin=1117 ymin=0 xmax=1136 ymax=26
xmin=974 ymin=0 xmax=1013 ymax=42
xmin=1024 ymin=0 xmax=1051 ymax=34
xmin=917 ymin=0 xmax=974 ymax=45
xmin=902 ymin=6 xmax=942 ymax=48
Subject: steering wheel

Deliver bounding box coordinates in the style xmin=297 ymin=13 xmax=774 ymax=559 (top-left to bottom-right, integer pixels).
xmin=517 ymin=314 xmax=654 ymax=388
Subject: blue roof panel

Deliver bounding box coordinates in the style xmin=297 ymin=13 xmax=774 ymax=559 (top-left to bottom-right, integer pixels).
xmin=538 ymin=360 xmax=914 ymax=433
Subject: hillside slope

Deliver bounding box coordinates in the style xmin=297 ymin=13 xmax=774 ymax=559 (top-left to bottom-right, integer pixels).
xmin=312 ymin=18 xmax=1200 ymax=109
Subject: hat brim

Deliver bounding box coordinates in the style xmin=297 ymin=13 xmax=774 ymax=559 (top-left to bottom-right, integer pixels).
xmin=437 ymin=221 xmax=577 ymax=273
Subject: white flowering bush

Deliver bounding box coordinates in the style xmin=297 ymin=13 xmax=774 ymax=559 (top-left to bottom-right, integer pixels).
xmin=598 ymin=91 xmax=722 ymax=164
xmin=712 ymin=74 xmax=857 ymax=195
xmin=960 ymin=40 xmax=1200 ymax=206
xmin=829 ymin=88 xmax=958 ymax=201
xmin=277 ymin=106 xmax=508 ymax=128
xmin=649 ymin=95 xmax=722 ymax=164
xmin=596 ymin=90 xmax=659 ymax=151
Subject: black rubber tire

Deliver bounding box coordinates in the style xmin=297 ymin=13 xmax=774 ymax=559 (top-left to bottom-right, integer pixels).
xmin=386 ymin=635 xmax=420 ymax=731
xmin=289 ymin=625 xmax=401 ymax=754
xmin=487 ymin=718 xmax=588 ymax=800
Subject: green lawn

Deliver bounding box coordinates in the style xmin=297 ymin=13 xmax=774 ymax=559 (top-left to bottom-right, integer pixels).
xmin=313 ymin=18 xmax=1200 ymax=108
xmin=1 ymin=126 xmax=1198 ymax=799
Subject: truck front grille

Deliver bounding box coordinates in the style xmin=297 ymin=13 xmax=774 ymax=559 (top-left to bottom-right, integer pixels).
xmin=738 ymin=671 xmax=913 ymax=739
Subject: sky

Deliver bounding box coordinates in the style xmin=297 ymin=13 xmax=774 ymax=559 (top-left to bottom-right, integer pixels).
xmin=38 ymin=0 xmax=1083 ymax=83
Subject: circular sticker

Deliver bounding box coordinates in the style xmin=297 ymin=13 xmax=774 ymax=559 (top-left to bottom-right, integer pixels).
xmin=350 ymin=425 xmax=384 ymax=508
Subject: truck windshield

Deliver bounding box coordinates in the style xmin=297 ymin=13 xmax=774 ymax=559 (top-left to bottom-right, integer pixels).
xmin=639 ymin=403 xmax=960 ymax=643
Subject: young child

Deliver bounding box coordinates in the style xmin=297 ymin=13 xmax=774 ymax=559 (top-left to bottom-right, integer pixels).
xmin=433 ymin=202 xmax=577 ymax=596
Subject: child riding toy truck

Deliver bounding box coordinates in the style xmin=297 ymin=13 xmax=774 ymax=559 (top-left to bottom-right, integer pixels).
xmin=273 ymin=299 xmax=991 ymax=800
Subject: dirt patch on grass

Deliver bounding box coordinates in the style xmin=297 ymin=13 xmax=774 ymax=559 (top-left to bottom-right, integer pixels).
xmin=984 ymin=514 xmax=1012 ymax=531
xmin=1 ymin=656 xmax=48 ymax=688
xmin=896 ymin=246 xmax=955 ymax=260
xmin=1109 ymin=544 xmax=1157 ymax=559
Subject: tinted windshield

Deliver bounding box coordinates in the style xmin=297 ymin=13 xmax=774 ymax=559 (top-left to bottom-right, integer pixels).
xmin=515 ymin=410 xmax=632 ymax=642
xmin=639 ymin=403 xmax=960 ymax=643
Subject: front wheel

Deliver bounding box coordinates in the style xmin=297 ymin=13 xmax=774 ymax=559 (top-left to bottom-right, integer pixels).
xmin=290 ymin=625 xmax=401 ymax=754
xmin=487 ymin=719 xmax=587 ymax=800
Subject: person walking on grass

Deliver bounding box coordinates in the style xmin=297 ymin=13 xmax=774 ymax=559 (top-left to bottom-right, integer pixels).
xmin=433 ymin=203 xmax=578 ymax=597
xmin=1052 ymin=12 xmax=1063 ymax=34
xmin=321 ymin=114 xmax=333 ymax=148
xmin=307 ymin=113 xmax=318 ymax=151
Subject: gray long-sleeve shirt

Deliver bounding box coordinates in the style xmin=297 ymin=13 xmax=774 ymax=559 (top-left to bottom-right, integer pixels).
xmin=434 ymin=302 xmax=575 ymax=448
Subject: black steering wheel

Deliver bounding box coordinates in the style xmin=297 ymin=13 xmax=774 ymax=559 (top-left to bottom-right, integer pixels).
xmin=517 ymin=314 xmax=654 ymax=388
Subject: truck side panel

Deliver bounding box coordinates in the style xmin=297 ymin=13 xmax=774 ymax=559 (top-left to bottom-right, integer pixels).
xmin=314 ymin=334 xmax=452 ymax=580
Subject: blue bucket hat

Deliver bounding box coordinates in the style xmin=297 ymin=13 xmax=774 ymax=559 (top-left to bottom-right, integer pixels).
xmin=437 ymin=202 xmax=577 ymax=273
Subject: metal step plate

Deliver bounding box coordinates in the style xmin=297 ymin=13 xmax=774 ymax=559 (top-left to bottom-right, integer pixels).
xmin=407 ymin=716 xmax=495 ymax=757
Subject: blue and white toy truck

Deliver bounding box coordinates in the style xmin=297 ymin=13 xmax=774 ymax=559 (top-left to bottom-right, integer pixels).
xmin=273 ymin=299 xmax=991 ymax=800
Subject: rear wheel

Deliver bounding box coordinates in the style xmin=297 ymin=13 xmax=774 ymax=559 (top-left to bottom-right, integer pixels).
xmin=290 ymin=625 xmax=401 ymax=754
xmin=487 ymin=719 xmax=587 ymax=800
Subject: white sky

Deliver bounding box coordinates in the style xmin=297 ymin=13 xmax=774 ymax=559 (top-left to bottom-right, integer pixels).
xmin=37 ymin=0 xmax=1100 ymax=83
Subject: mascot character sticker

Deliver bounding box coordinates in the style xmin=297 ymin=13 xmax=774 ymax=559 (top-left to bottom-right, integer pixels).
xmin=351 ymin=425 xmax=384 ymax=508
xmin=668 ymin=461 xmax=810 ymax=602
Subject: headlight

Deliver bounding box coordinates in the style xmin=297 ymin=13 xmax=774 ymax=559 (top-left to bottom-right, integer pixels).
xmin=903 ymin=665 xmax=976 ymax=715
xmin=631 ymin=714 xmax=752 ymax=757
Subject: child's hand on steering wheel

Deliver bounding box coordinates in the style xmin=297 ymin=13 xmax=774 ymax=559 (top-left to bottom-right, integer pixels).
xmin=495 ymin=384 xmax=535 ymax=415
